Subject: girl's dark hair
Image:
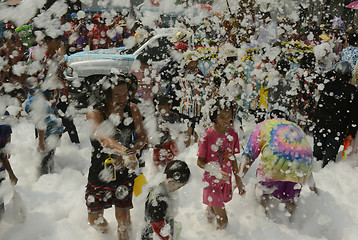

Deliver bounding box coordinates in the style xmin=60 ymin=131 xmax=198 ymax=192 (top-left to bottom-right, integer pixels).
xmin=209 ymin=97 xmax=237 ymax=123
xmin=165 ymin=160 xmax=190 ymax=184
xmin=93 ymin=73 xmax=130 ymax=110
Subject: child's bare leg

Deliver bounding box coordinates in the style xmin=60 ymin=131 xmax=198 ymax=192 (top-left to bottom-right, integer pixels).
xmin=115 ymin=208 xmax=132 ymax=240
xmin=205 ymin=206 xmax=215 ymax=223
xmin=260 ymin=195 xmax=270 ymax=216
xmin=285 ymin=200 xmax=296 ymax=220
xmin=88 ymin=210 xmax=109 ymax=233
xmin=212 ymin=206 xmax=228 ymax=230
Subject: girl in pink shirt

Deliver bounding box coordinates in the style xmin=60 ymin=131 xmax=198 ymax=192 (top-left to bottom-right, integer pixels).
xmin=197 ymin=98 xmax=244 ymax=230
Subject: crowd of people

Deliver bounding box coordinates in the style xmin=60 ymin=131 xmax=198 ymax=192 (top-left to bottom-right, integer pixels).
xmin=1 ymin=1 xmax=358 ymax=239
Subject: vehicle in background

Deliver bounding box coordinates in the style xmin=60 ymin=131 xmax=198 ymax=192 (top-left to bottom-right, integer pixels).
xmin=65 ymin=28 xmax=193 ymax=108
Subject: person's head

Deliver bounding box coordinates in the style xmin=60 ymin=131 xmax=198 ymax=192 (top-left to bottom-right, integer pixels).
xmin=93 ymin=13 xmax=103 ymax=25
xmin=334 ymin=61 xmax=352 ymax=83
xmin=210 ymin=97 xmax=237 ymax=128
xmin=276 ymin=59 xmax=290 ymax=76
xmin=154 ymin=94 xmax=172 ymax=117
xmin=183 ymin=50 xmax=200 ymax=69
xmin=300 ymin=52 xmax=316 ymax=71
xmin=136 ymin=54 xmax=151 ymax=69
xmin=102 ymin=73 xmax=131 ymax=113
xmin=213 ymin=72 xmax=229 ymax=88
xmin=269 ymin=106 xmax=290 ymax=120
xmin=164 ymin=160 xmax=191 ymax=192
xmin=347 ymin=33 xmax=358 ymax=47
xmin=44 ymin=35 xmax=63 ymax=54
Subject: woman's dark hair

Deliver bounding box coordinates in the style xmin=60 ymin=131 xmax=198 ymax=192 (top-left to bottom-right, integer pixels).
xmin=165 ymin=160 xmax=190 ymax=184
xmin=212 ymin=67 xmax=229 ymax=88
xmin=209 ymin=97 xmax=237 ymax=123
xmin=127 ymin=73 xmax=138 ymax=98
xmin=93 ymin=73 xmax=130 ymax=110
xmin=104 ymin=73 xmax=130 ymax=102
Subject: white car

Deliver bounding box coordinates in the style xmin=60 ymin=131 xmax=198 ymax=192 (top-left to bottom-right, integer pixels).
xmin=65 ymin=28 xmax=192 ymax=108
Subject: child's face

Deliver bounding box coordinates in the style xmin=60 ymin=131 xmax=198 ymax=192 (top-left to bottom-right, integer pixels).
xmin=215 ymin=109 xmax=233 ymax=129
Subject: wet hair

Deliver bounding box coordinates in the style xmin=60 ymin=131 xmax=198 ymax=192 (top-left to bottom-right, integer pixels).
xmin=153 ymin=94 xmax=172 ymax=107
xmin=103 ymin=73 xmax=130 ymax=101
xmin=92 ymin=73 xmax=130 ymax=110
xmin=300 ymin=52 xmax=316 ymax=70
xmin=136 ymin=53 xmax=151 ymax=65
xmin=127 ymin=73 xmax=138 ymax=98
xmin=164 ymin=160 xmax=190 ymax=184
xmin=209 ymin=97 xmax=237 ymax=123
xmin=44 ymin=34 xmax=62 ymax=42
xmin=269 ymin=108 xmax=289 ymax=120
xmin=276 ymin=59 xmax=290 ymax=75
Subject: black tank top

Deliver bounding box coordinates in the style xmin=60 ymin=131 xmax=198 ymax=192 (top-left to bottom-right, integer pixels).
xmin=88 ymin=103 xmax=136 ymax=187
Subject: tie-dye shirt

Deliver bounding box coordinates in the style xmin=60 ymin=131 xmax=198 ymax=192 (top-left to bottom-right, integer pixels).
xmin=243 ymin=119 xmax=313 ymax=184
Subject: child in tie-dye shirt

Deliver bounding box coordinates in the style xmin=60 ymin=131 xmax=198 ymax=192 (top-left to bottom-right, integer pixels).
xmin=238 ymin=109 xmax=317 ymax=219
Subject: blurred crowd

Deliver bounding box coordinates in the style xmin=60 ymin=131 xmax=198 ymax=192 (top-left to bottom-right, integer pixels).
xmin=0 ymin=0 xmax=358 ymax=237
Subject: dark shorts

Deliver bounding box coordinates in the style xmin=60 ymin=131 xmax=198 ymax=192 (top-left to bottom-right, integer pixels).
xmin=85 ymin=180 xmax=134 ymax=214
xmin=256 ymin=181 xmax=302 ymax=202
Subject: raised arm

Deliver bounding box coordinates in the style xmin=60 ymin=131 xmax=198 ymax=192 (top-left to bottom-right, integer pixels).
xmin=129 ymin=102 xmax=147 ymax=153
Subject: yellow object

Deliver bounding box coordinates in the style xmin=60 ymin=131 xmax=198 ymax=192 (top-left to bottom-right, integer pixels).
xmin=319 ymin=33 xmax=330 ymax=42
xmin=104 ymin=157 xmax=116 ymax=181
xmin=258 ymin=85 xmax=268 ymax=110
xmin=133 ymin=173 xmax=147 ymax=197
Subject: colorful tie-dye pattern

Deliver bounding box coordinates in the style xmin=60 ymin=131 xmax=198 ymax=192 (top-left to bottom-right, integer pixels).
xmin=243 ymin=119 xmax=313 ymax=184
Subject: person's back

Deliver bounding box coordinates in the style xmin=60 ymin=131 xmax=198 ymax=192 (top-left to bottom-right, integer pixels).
xmin=244 ymin=118 xmax=313 ymax=184
xmin=313 ymin=78 xmax=357 ymax=132
xmin=312 ymin=61 xmax=358 ymax=167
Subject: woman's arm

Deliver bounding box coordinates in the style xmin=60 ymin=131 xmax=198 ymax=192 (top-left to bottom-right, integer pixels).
xmin=197 ymin=157 xmax=206 ymax=169
xmin=129 ymin=102 xmax=148 ymax=153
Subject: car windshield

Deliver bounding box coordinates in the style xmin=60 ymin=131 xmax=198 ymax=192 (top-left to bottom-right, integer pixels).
xmin=121 ymin=33 xmax=155 ymax=55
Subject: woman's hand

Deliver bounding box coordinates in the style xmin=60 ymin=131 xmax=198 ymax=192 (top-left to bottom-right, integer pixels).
xmin=113 ymin=156 xmax=125 ymax=169
xmin=123 ymin=153 xmax=138 ymax=170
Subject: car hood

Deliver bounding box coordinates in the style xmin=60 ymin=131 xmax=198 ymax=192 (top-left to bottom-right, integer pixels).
xmin=65 ymin=47 xmax=136 ymax=62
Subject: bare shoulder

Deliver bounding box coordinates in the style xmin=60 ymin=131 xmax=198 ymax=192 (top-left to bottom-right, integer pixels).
xmin=129 ymin=102 xmax=142 ymax=117
xmin=86 ymin=109 xmax=104 ymax=122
